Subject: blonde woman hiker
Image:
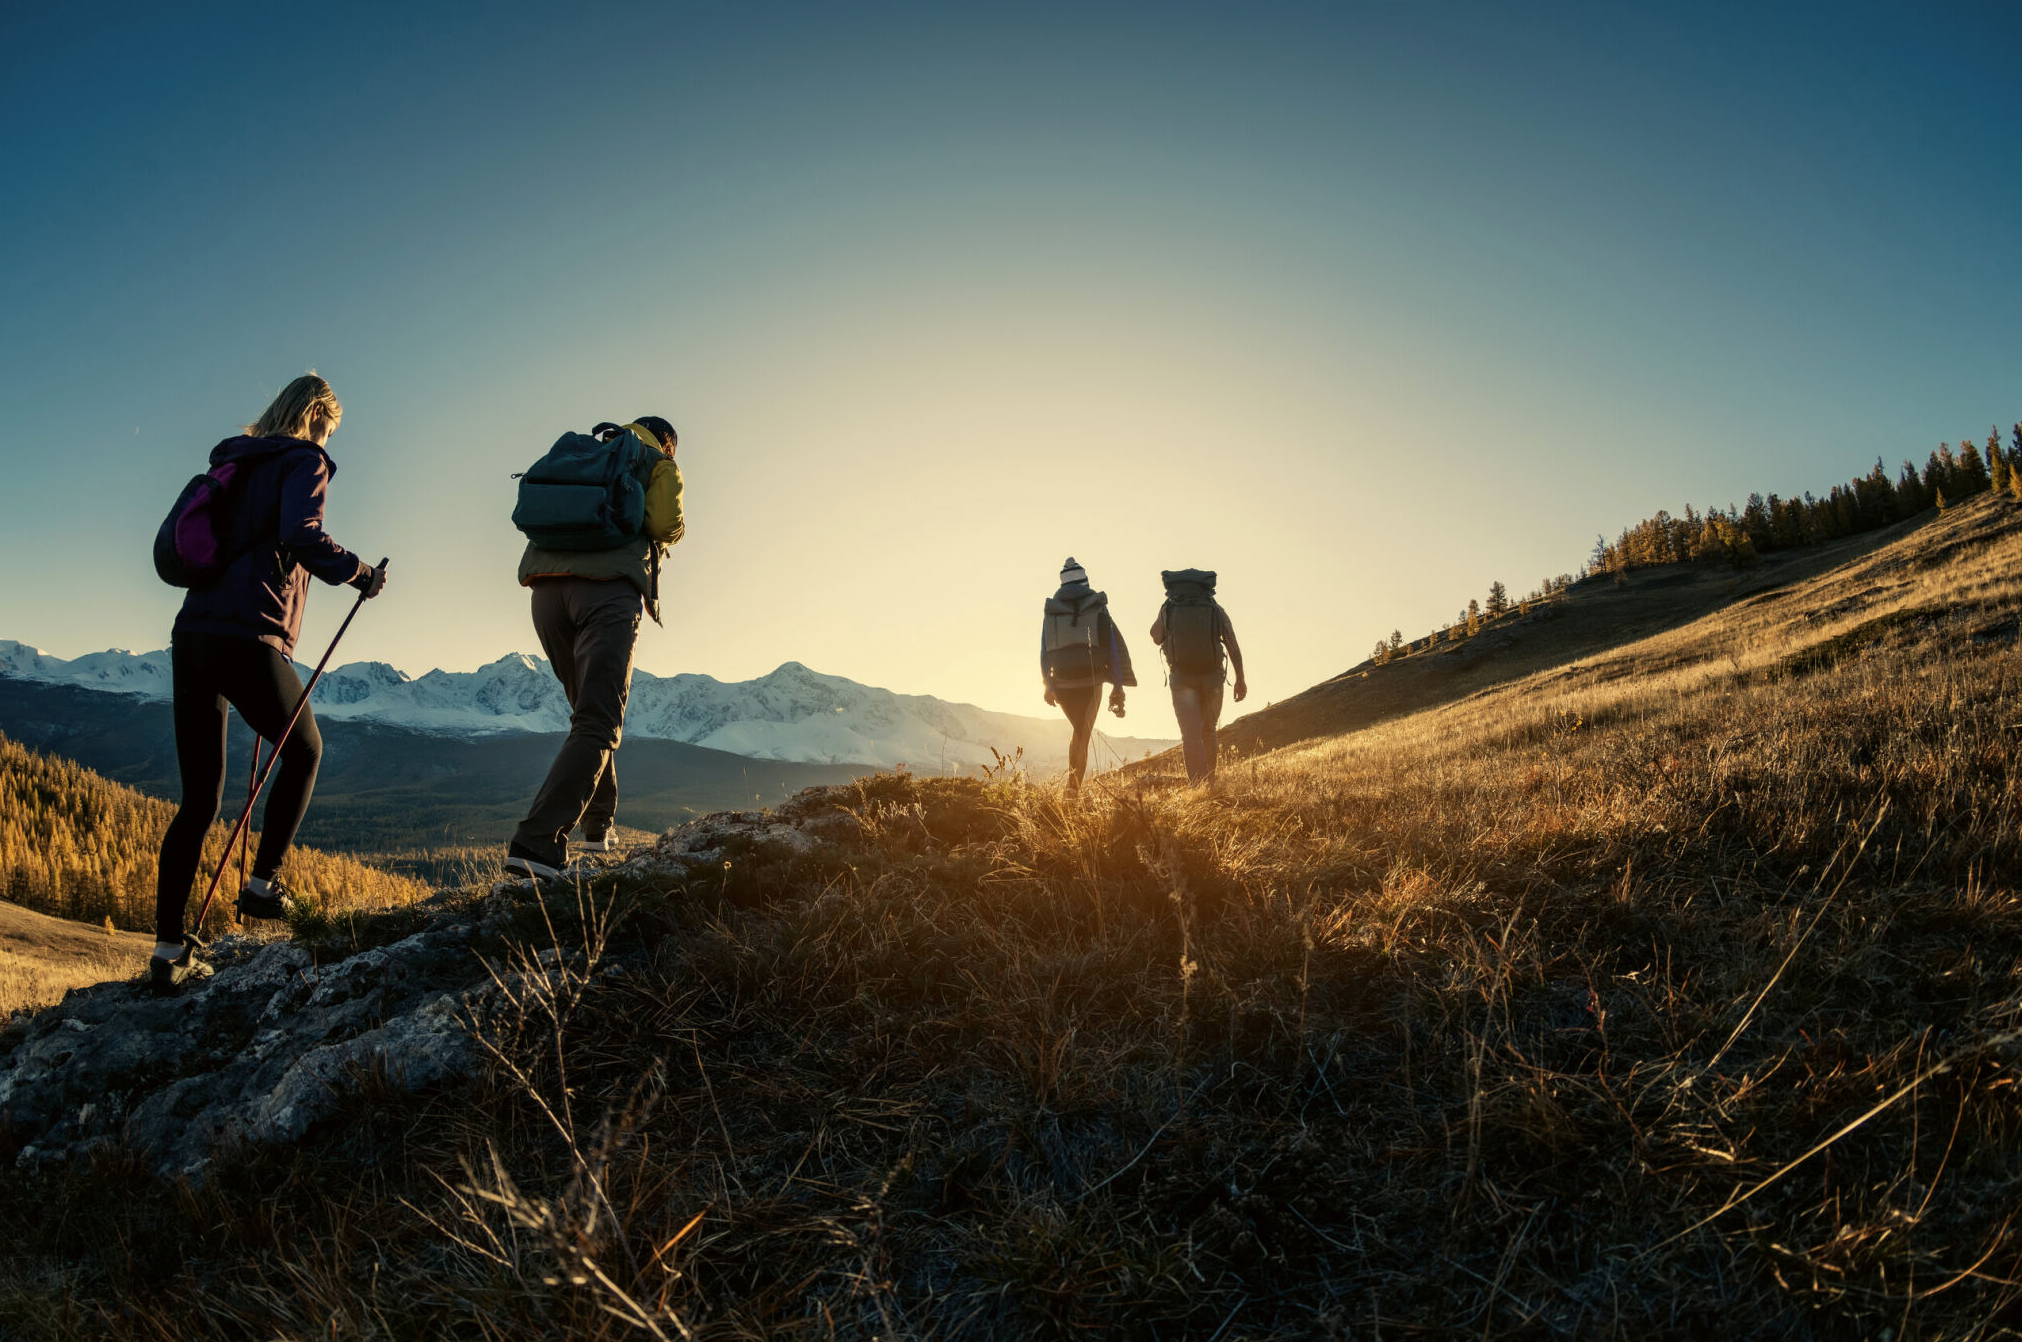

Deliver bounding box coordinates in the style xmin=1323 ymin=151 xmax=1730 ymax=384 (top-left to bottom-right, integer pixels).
xmin=1149 ymin=568 xmax=1246 ymax=785
xmin=504 ymin=417 xmax=684 ymax=880
xmin=150 ymin=375 xmax=389 ymax=994
xmin=1040 ymin=557 xmax=1136 ymax=796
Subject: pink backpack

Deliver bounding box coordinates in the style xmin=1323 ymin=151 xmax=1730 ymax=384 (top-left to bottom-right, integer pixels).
xmin=153 ymin=461 xmax=244 ymax=588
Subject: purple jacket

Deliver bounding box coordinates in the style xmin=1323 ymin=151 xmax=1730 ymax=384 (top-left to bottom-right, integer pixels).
xmin=173 ymin=435 xmax=366 ymax=656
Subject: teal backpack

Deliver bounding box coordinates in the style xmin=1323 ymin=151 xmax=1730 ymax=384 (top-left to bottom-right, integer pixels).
xmin=511 ymin=426 xmax=651 ymax=551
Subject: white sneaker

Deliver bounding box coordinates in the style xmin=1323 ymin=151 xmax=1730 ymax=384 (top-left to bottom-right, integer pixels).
xmin=578 ymin=830 xmax=615 ymax=853
xmin=503 ymin=844 xmax=564 ymax=881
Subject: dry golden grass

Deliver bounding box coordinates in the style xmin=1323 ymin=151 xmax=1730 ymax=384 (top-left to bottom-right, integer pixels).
xmin=1220 ymin=500 xmax=1942 ymax=758
xmin=2 ymin=493 xmax=2018 ymax=1339
xmin=0 ymin=952 xmax=136 ymax=1019
xmin=0 ymin=902 xmax=150 ymax=1016
xmin=0 ymin=732 xmax=433 ymax=942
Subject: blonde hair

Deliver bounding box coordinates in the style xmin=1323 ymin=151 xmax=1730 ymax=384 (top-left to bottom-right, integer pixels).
xmin=247 ymin=374 xmax=342 ymax=440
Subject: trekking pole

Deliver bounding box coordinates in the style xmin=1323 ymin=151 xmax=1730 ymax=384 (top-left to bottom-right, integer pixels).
xmin=187 ymin=558 xmax=388 ymax=941
xmin=239 ymin=742 xmax=255 ymax=896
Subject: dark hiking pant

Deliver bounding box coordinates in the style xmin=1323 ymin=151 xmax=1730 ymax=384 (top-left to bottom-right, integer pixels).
xmin=155 ymin=632 xmax=323 ymax=943
xmin=513 ymin=578 xmax=642 ymax=863
xmin=1054 ymin=684 xmax=1103 ymax=791
xmin=1169 ymin=672 xmax=1225 ymax=785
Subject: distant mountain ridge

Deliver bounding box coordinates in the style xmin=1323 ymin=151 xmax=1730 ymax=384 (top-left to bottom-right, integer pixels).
xmin=0 ymin=642 xmax=1170 ymax=773
xmin=0 ymin=677 xmax=874 ymax=852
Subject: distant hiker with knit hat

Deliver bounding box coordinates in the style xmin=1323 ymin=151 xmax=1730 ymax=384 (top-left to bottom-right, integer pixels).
xmin=1040 ymin=557 xmax=1136 ymax=795
xmin=1151 ymin=568 xmax=1246 ymax=785
xmin=504 ymin=416 xmax=684 ymax=880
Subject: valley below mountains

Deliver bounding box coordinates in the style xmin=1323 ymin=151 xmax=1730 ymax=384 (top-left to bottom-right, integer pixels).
xmin=0 ymin=645 xmax=1174 ymax=775
xmin=0 ymin=651 xmax=1173 ymax=850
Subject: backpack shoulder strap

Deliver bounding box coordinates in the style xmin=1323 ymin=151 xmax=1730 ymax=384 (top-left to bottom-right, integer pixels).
xmin=606 ymin=431 xmax=636 ymax=484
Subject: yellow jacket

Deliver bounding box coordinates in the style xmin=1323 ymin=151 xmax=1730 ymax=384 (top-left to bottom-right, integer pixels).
xmin=630 ymin=421 xmax=685 ymax=544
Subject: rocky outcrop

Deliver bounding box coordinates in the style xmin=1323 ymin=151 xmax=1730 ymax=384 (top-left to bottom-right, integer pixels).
xmin=0 ymin=905 xmax=494 ymax=1177
xmin=0 ymin=808 xmax=833 ymax=1177
xmin=649 ymin=808 xmax=823 ymax=865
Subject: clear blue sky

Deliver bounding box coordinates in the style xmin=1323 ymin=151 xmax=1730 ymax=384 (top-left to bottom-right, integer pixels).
xmin=2 ymin=2 xmax=2016 ymax=733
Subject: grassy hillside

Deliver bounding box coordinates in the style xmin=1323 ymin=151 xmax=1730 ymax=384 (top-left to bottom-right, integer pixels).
xmin=1216 ymin=506 xmax=1944 ymax=760
xmin=0 ymin=683 xmax=876 ymax=851
xmin=0 ymin=735 xmax=428 ymax=944
xmin=0 ymin=899 xmax=151 ymax=1017
xmin=2 ymin=493 xmax=2018 ymax=1338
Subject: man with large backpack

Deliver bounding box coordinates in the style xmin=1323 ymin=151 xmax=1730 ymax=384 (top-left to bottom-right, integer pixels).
xmin=1040 ymin=557 xmax=1136 ymax=796
xmin=1150 ymin=569 xmax=1246 ymax=785
xmin=505 ymin=417 xmax=684 ymax=880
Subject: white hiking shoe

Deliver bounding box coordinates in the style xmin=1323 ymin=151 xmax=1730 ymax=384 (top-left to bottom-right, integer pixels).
xmin=503 ymin=843 xmax=569 ymax=881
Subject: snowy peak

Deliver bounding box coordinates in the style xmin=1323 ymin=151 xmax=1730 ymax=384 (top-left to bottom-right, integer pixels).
xmin=0 ymin=642 xmax=1175 ymax=774
xmin=316 ymin=661 xmax=410 ymax=705
xmin=0 ymin=642 xmax=65 ymax=679
xmin=329 ymin=661 xmax=411 ymax=685
xmin=0 ymin=641 xmax=173 ymax=695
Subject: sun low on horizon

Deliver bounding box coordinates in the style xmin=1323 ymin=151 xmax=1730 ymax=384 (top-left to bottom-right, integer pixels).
xmin=1 ymin=2 xmax=2017 ymax=740
xmin=10 ymin=4 xmax=2022 ymax=1335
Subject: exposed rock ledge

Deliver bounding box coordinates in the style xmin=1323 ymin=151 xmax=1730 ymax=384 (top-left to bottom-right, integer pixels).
xmin=0 ymin=808 xmax=820 ymax=1177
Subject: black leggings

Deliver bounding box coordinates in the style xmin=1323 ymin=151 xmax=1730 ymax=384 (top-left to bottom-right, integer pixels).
xmin=154 ymin=632 xmax=323 ymax=942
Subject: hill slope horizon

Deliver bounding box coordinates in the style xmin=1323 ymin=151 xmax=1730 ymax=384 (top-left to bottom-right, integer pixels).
xmin=1214 ymin=506 xmax=1943 ymax=760
xmin=4 ymin=494 xmax=2019 ymax=1336
xmin=1204 ymin=426 xmax=2020 ymax=763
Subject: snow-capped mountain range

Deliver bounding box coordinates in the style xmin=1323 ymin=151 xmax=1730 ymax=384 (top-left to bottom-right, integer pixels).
xmin=0 ymin=641 xmax=1172 ymax=774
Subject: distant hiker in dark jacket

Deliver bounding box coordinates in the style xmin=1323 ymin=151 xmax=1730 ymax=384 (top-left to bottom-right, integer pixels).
xmin=152 ymin=375 xmax=388 ymax=992
xmin=505 ymin=417 xmax=685 ymax=880
xmin=1150 ymin=569 xmax=1245 ymax=786
xmin=1041 ymin=558 xmax=1136 ymax=796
